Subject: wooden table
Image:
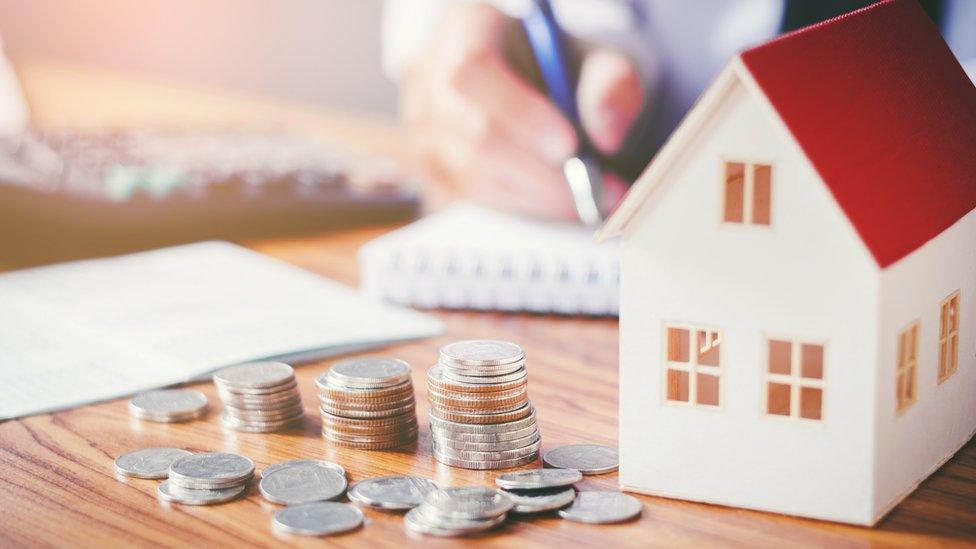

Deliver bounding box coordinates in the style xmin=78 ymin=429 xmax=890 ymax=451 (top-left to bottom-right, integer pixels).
xmin=1 ymin=62 xmax=974 ymax=548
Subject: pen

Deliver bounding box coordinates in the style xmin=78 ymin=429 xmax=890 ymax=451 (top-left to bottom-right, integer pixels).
xmin=522 ymin=0 xmax=605 ymax=226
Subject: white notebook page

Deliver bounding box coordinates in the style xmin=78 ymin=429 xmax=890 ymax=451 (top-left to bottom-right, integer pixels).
xmin=0 ymin=241 xmax=444 ymax=419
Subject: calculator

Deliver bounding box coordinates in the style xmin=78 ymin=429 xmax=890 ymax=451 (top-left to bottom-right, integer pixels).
xmin=0 ymin=128 xmax=420 ymax=266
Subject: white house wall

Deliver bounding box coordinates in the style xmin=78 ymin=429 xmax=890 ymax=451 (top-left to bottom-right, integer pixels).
xmin=618 ymin=75 xmax=881 ymax=524
xmin=874 ymin=210 xmax=976 ymax=520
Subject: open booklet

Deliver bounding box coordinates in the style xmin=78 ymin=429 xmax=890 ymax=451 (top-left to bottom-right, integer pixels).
xmin=0 ymin=241 xmax=444 ymax=419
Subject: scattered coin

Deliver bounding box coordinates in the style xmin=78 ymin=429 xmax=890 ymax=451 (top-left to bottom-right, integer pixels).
xmin=404 ymin=504 xmax=506 ymax=537
xmin=168 ymin=452 xmax=254 ymax=489
xmin=214 ymin=362 xmax=303 ymax=433
xmin=114 ymin=448 xmax=193 ymax=479
xmin=129 ymin=389 xmax=208 ymax=422
xmin=504 ymin=487 xmax=576 ymax=514
xmin=427 ymin=340 xmax=540 ymax=470
xmin=157 ymin=480 xmax=246 ymax=505
xmin=558 ymin=491 xmax=642 ymax=524
xmin=262 ymin=459 xmax=345 ymax=478
xmin=543 ymin=444 xmax=619 ymax=475
xmin=347 ymin=476 xmax=438 ymax=511
xmin=317 ymin=358 xmax=418 ymax=450
xmin=272 ymin=501 xmax=364 ymax=536
xmin=495 ymin=468 xmax=582 ymax=490
xmin=259 ymin=463 xmax=347 ymax=505
xmin=422 ymin=487 xmax=513 ymax=520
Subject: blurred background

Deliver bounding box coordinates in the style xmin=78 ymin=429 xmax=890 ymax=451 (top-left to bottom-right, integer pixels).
xmin=0 ymin=0 xmax=398 ymax=117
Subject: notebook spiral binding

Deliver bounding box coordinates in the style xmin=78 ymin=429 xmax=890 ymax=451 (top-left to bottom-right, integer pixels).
xmin=360 ymin=245 xmax=619 ymax=316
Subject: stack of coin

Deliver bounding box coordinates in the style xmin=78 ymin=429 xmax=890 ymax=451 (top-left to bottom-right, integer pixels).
xmin=427 ymin=340 xmax=540 ymax=469
xmin=213 ymin=361 xmax=304 ymax=433
xmin=159 ymin=452 xmax=254 ymax=505
xmin=404 ymin=487 xmax=512 ymax=537
xmin=495 ymin=469 xmax=580 ymax=514
xmin=316 ymin=358 xmax=418 ymax=449
xmin=129 ymin=389 xmax=208 ymax=423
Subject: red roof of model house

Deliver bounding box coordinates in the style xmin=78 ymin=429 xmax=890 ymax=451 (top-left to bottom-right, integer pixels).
xmin=740 ymin=0 xmax=976 ymax=268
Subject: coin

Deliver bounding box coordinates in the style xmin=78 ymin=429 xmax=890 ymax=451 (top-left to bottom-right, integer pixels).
xmin=214 ymin=361 xmax=295 ymax=389
xmin=129 ymin=389 xmax=208 ymax=422
xmin=440 ymin=367 xmax=528 ymax=385
xmin=439 ymin=340 xmax=524 ymax=367
xmin=218 ymin=379 xmax=298 ymax=396
xmin=326 ymin=358 xmax=411 ymax=388
xmin=558 ymin=491 xmax=642 ymax=524
xmin=429 ymin=424 xmax=539 ymax=443
xmin=404 ymin=504 xmax=506 ymax=537
xmin=437 ymin=432 xmax=540 ymax=452
xmin=504 ymin=487 xmax=576 ymax=514
xmin=431 ymin=450 xmax=539 ymax=470
xmin=495 ymin=468 xmax=582 ymax=490
xmin=347 ymin=476 xmax=438 ymax=510
xmin=427 ymin=409 xmax=537 ymax=433
xmin=259 ymin=463 xmax=347 ymax=505
xmin=220 ymin=413 xmax=304 ymax=433
xmin=272 ymin=501 xmax=364 ymax=536
xmin=433 ymin=440 xmax=540 ymax=463
xmin=114 ymin=448 xmax=192 ymax=479
xmin=168 ymin=452 xmax=254 ymax=487
xmin=157 ymin=480 xmax=246 ymax=505
xmin=427 ymin=365 xmax=527 ymax=393
xmin=422 ymin=487 xmax=513 ymax=520
xmin=543 ymin=444 xmax=618 ymax=475
xmin=262 ymin=459 xmax=345 ymax=478
xmin=429 ymin=403 xmax=532 ymax=425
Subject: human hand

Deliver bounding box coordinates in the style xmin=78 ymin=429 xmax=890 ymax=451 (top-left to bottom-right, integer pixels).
xmin=401 ymin=3 xmax=643 ymax=220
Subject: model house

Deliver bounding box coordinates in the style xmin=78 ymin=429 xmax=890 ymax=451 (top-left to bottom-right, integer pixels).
xmin=596 ymin=0 xmax=976 ymax=526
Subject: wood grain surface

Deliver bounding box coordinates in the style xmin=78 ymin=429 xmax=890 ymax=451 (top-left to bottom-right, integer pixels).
xmin=1 ymin=61 xmax=974 ymax=548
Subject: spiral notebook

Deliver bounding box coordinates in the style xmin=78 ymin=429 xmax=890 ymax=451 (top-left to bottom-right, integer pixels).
xmin=358 ymin=203 xmax=619 ymax=315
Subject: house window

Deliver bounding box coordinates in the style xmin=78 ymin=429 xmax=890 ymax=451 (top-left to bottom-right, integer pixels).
xmin=939 ymin=291 xmax=960 ymax=383
xmin=897 ymin=322 xmax=919 ymax=413
xmin=764 ymin=338 xmax=824 ymax=421
xmin=723 ymin=161 xmax=772 ymax=226
xmin=665 ymin=326 xmax=721 ymax=407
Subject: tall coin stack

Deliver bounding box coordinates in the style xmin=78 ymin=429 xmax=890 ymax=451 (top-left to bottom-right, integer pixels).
xmin=428 ymin=340 xmax=540 ymax=469
xmin=213 ymin=361 xmax=304 ymax=433
xmin=317 ymin=358 xmax=418 ymax=450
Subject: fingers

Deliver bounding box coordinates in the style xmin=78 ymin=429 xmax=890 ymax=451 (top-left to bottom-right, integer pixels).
xmin=577 ymin=49 xmax=644 ymax=155
xmin=453 ymin=55 xmax=577 ymax=165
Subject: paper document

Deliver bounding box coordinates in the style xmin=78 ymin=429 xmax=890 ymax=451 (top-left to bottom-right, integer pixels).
xmin=0 ymin=241 xmax=444 ymax=419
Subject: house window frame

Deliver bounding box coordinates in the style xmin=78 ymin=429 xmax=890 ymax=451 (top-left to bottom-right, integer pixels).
xmin=896 ymin=321 xmax=919 ymax=414
xmin=662 ymin=324 xmax=723 ymax=409
xmin=761 ymin=335 xmax=826 ymax=425
xmin=720 ymin=159 xmax=774 ymax=227
xmin=938 ymin=290 xmax=960 ymax=384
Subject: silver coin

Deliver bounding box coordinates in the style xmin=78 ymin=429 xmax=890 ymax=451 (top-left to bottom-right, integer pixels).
xmin=558 ymin=491 xmax=642 ymax=524
xmin=220 ymin=412 xmax=304 ymax=433
xmin=128 ymin=410 xmax=207 ymax=423
xmin=169 ymin=452 xmax=255 ymax=485
xmin=422 ymin=487 xmax=513 ymax=520
xmin=543 ymin=444 xmax=618 ymax=474
xmin=217 ymin=379 xmax=298 ymax=396
xmin=440 ymin=367 xmax=527 ymax=385
xmin=440 ymin=340 xmax=524 ymax=367
xmin=213 ymin=361 xmax=295 ymax=389
xmin=404 ymin=504 xmax=505 ymax=537
xmin=259 ymin=464 xmax=347 ymax=505
xmin=326 ymin=358 xmax=411 ymax=388
xmin=432 ymin=439 xmax=540 ymax=462
xmin=432 ymin=449 xmax=539 ymax=470
xmin=272 ymin=501 xmax=363 ymax=536
xmin=434 ymin=432 xmax=540 ymax=452
xmin=427 ymin=408 xmax=537 ymax=433
xmin=347 ymin=476 xmax=438 ymax=510
xmin=495 ymin=468 xmax=582 ymax=490
xmin=429 ymin=424 xmax=539 ymax=443
xmin=504 ymin=487 xmax=576 ymax=514
xmin=157 ymin=480 xmax=246 ymax=505
xmin=262 ymin=459 xmax=345 ymax=478
xmin=114 ymin=448 xmax=192 ymax=479
xmin=129 ymin=390 xmax=208 ymax=420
